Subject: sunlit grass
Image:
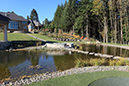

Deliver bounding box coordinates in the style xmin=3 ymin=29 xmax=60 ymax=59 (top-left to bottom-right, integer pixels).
xmin=0 ymin=32 xmax=38 ymax=41
xmin=30 ymin=33 xmax=88 ymax=43
xmin=102 ymin=42 xmax=129 ymax=46
xmin=24 ymin=71 xmax=129 ymax=86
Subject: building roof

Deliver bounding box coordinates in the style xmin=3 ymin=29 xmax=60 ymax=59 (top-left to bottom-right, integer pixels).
xmin=0 ymin=12 xmax=27 ymax=21
xmin=28 ymin=19 xmax=42 ymax=27
xmin=0 ymin=14 xmax=10 ymax=23
xmin=33 ymin=20 xmax=42 ymax=26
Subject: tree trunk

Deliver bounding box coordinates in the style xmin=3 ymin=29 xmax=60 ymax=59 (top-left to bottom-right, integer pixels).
xmin=120 ymin=0 xmax=123 ymax=44
xmin=103 ymin=15 xmax=108 ymax=43
xmin=114 ymin=11 xmax=117 ymax=44
xmin=126 ymin=4 xmax=129 ymax=44
xmin=125 ymin=23 xmax=127 ymax=44
xmin=81 ymin=28 xmax=83 ymax=37
xmin=103 ymin=1 xmax=108 ymax=43
xmin=109 ymin=0 xmax=114 ymax=43
xmin=86 ymin=12 xmax=88 ymax=38
xmin=73 ymin=26 xmax=74 ymax=35
xmin=98 ymin=23 xmax=102 ymax=42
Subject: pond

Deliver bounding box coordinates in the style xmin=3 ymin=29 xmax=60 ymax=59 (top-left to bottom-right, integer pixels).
xmin=0 ymin=44 xmax=129 ymax=82
xmin=80 ymin=44 xmax=129 ymax=57
xmin=0 ymin=49 xmax=99 ymax=82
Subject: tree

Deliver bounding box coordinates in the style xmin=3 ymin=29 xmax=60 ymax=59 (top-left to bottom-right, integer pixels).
xmin=60 ymin=1 xmax=68 ymax=32
xmin=91 ymin=0 xmax=108 ymax=43
xmin=119 ymin=0 xmax=123 ymax=44
xmin=53 ymin=4 xmax=64 ymax=31
xmin=79 ymin=0 xmax=92 ymax=38
xmin=27 ymin=15 xmax=30 ymax=20
xmin=74 ymin=15 xmax=84 ymax=36
xmin=63 ymin=0 xmax=79 ymax=34
xmin=30 ymin=9 xmax=39 ymax=22
xmin=44 ymin=18 xmax=50 ymax=29
xmin=44 ymin=18 xmax=49 ymax=25
xmin=52 ymin=0 xmax=129 ymax=44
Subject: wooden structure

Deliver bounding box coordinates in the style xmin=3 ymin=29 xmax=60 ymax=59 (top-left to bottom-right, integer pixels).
xmin=0 ymin=14 xmax=9 ymax=42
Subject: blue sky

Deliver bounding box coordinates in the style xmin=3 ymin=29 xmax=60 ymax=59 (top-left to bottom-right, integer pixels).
xmin=0 ymin=0 xmax=68 ymax=23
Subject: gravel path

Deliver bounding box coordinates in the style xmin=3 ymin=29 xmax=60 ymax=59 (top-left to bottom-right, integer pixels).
xmin=1 ymin=66 xmax=129 ymax=86
xmin=26 ymin=33 xmax=46 ymax=42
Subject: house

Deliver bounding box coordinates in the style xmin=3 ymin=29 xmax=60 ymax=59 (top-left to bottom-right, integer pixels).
xmin=0 ymin=11 xmax=28 ymax=33
xmin=0 ymin=14 xmax=10 ymax=42
xmin=28 ymin=19 xmax=42 ymax=32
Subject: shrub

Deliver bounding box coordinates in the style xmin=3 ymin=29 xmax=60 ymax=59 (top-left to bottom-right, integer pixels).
xmin=109 ymin=59 xmax=115 ymax=66
xmin=74 ymin=58 xmax=129 ymax=67
xmin=75 ymin=58 xmax=82 ymax=67
xmin=90 ymin=58 xmax=102 ymax=66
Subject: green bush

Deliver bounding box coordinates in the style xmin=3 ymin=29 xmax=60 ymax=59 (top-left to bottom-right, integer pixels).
xmin=75 ymin=58 xmax=129 ymax=67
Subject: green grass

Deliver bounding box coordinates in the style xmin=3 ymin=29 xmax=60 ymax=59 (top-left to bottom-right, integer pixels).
xmin=30 ymin=33 xmax=88 ymax=44
xmin=24 ymin=71 xmax=129 ymax=86
xmin=0 ymin=33 xmax=38 ymax=41
xmin=31 ymin=33 xmax=64 ymax=43
xmin=89 ymin=77 xmax=129 ymax=86
xmin=102 ymin=42 xmax=129 ymax=47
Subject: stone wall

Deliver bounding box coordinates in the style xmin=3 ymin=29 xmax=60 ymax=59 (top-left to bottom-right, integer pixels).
xmin=0 ymin=41 xmax=10 ymax=50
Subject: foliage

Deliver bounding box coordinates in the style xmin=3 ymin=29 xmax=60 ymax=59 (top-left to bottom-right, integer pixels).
xmin=51 ymin=0 xmax=129 ymax=44
xmin=30 ymin=9 xmax=39 ymax=22
xmin=75 ymin=58 xmax=129 ymax=67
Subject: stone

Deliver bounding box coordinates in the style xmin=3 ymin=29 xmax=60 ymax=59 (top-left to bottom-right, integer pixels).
xmin=94 ymin=53 xmax=100 ymax=56
xmin=89 ymin=52 xmax=95 ymax=55
xmin=114 ymin=56 xmax=122 ymax=59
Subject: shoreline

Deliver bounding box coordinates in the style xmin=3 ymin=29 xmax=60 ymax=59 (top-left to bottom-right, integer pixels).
xmin=1 ymin=43 xmax=129 ymax=86
xmin=1 ymin=66 xmax=129 ymax=86
xmin=101 ymin=43 xmax=129 ymax=50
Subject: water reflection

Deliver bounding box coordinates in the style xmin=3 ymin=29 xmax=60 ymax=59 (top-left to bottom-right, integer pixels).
xmin=81 ymin=44 xmax=129 ymax=57
xmin=0 ymin=50 xmax=98 ymax=81
xmin=0 ymin=66 xmax=11 ymax=80
xmin=1 ymin=44 xmax=129 ymax=81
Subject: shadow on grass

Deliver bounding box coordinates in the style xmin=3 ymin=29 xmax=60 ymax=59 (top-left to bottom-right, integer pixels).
xmin=10 ymin=40 xmax=59 ymax=49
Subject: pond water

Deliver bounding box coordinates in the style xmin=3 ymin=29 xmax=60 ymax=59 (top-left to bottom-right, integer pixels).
xmin=0 ymin=49 xmax=98 ymax=81
xmin=0 ymin=44 xmax=129 ymax=81
xmin=81 ymin=44 xmax=129 ymax=57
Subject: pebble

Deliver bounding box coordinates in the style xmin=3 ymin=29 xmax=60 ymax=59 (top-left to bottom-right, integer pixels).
xmin=1 ymin=66 xmax=129 ymax=86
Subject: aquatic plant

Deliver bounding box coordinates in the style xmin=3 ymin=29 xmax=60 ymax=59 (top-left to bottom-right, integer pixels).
xmin=75 ymin=58 xmax=129 ymax=67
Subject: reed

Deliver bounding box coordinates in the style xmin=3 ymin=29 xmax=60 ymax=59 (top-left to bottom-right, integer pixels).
xmin=75 ymin=58 xmax=129 ymax=67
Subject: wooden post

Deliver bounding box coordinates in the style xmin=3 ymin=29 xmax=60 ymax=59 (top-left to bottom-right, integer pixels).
xmin=4 ymin=25 xmax=7 ymax=42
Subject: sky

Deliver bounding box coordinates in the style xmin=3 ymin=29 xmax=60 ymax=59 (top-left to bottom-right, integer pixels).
xmin=0 ymin=0 xmax=68 ymax=23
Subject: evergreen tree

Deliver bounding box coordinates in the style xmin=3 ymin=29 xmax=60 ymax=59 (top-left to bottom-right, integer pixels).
xmin=60 ymin=1 xmax=68 ymax=32
xmin=44 ymin=18 xmax=49 ymax=28
xmin=63 ymin=0 xmax=79 ymax=33
xmin=27 ymin=15 xmax=30 ymax=20
xmin=53 ymin=4 xmax=64 ymax=30
xmin=51 ymin=0 xmax=129 ymax=44
xmin=30 ymin=9 xmax=39 ymax=22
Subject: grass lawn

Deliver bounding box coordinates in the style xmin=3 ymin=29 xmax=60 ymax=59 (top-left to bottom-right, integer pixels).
xmin=30 ymin=33 xmax=64 ymax=43
xmin=0 ymin=33 xmax=38 ymax=41
xmin=24 ymin=71 xmax=129 ymax=86
xmin=30 ymin=33 xmax=87 ymax=44
xmin=102 ymin=42 xmax=129 ymax=47
xmin=89 ymin=77 xmax=129 ymax=86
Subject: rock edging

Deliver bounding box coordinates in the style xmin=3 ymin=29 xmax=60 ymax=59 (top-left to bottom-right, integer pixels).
xmin=1 ymin=66 xmax=129 ymax=86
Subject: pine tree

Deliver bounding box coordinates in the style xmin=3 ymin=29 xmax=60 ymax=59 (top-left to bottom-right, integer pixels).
xmin=30 ymin=9 xmax=39 ymax=22
xmin=27 ymin=15 xmax=30 ymax=20
xmin=63 ymin=0 xmax=78 ymax=34
xmin=53 ymin=4 xmax=64 ymax=30
xmin=60 ymin=1 xmax=68 ymax=32
xmin=44 ymin=18 xmax=49 ymax=28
